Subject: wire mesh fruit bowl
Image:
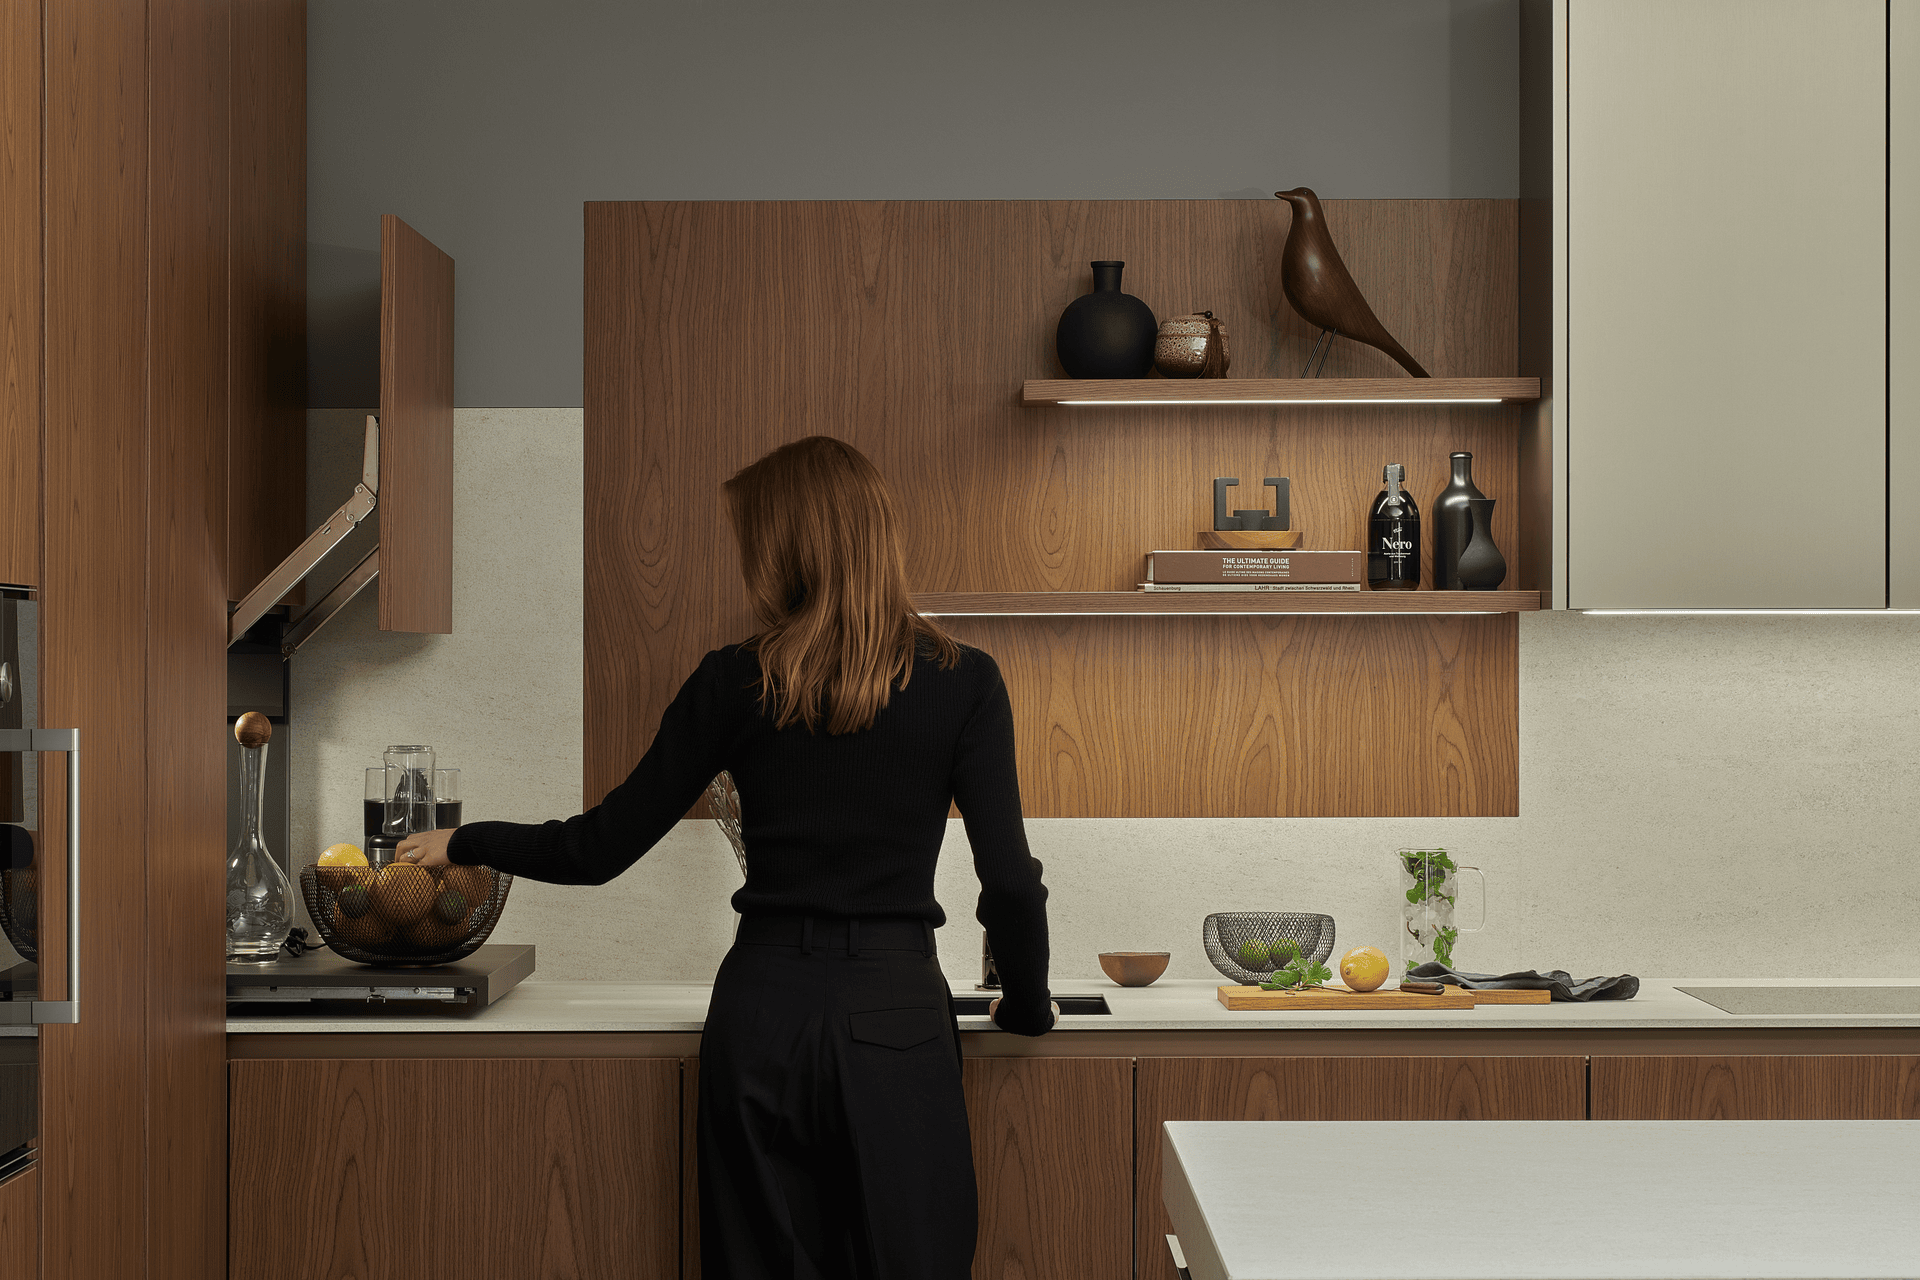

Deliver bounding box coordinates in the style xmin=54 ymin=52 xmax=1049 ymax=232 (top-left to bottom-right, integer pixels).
xmin=1202 ymin=912 xmax=1336 ymax=985
xmin=0 ymin=867 xmax=37 ymax=962
xmin=301 ymin=862 xmax=512 ymax=966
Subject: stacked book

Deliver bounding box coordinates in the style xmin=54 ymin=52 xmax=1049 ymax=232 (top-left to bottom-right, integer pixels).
xmin=1141 ymin=549 xmax=1364 ymax=592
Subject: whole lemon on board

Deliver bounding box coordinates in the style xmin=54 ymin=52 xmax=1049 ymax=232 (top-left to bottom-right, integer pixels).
xmin=1339 ymin=946 xmax=1391 ymax=993
xmin=317 ymin=842 xmax=368 ymax=867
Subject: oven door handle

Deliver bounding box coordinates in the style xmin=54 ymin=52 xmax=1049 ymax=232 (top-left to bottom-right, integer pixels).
xmin=0 ymin=728 xmax=79 ymax=1024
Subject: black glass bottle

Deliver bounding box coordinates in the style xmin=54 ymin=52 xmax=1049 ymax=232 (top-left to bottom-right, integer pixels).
xmin=1367 ymin=463 xmax=1420 ymax=590
xmin=1433 ymin=451 xmax=1488 ymax=590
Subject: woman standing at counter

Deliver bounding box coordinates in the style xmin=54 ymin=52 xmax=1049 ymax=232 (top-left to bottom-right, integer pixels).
xmin=398 ymin=435 xmax=1054 ymax=1279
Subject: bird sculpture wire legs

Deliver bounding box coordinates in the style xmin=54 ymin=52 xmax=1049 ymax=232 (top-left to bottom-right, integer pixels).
xmin=1300 ymin=329 xmax=1338 ymax=379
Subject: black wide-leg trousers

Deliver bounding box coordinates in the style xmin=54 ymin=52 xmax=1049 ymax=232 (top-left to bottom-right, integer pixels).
xmin=697 ymin=916 xmax=977 ymax=1280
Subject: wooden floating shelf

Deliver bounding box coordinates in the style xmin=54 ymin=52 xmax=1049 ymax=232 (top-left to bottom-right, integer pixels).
xmin=913 ymin=591 xmax=1541 ymax=615
xmin=1019 ymin=377 xmax=1541 ymax=407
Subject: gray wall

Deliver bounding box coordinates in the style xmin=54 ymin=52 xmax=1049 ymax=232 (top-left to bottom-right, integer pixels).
xmin=308 ymin=0 xmax=1519 ymax=407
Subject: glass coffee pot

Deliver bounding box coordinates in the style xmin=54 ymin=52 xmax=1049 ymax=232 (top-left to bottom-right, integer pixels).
xmin=1396 ymin=848 xmax=1486 ymax=974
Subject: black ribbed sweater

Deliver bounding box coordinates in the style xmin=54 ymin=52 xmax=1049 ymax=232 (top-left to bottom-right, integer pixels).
xmin=447 ymin=642 xmax=1054 ymax=1034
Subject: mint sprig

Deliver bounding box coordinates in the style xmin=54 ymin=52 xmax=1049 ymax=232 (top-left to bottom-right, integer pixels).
xmin=1258 ymin=956 xmax=1333 ymax=991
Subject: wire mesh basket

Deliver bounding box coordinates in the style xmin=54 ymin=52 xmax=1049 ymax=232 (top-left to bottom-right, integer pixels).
xmin=301 ymin=862 xmax=513 ymax=967
xmin=0 ymin=867 xmax=36 ymax=962
xmin=1202 ymin=912 xmax=1336 ymax=985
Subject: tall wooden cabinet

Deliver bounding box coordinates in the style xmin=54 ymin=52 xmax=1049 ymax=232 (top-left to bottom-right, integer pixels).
xmin=5 ymin=3 xmax=308 ymax=1278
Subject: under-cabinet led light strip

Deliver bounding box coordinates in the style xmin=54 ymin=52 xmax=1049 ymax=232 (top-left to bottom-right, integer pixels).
xmin=1055 ymin=397 xmax=1507 ymax=406
xmin=1582 ymin=609 xmax=1920 ymax=616
xmin=921 ymin=610 xmax=1507 ymax=618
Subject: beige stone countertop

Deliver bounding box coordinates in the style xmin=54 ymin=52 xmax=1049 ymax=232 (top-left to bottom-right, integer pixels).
xmin=226 ymin=976 xmax=1920 ymax=1035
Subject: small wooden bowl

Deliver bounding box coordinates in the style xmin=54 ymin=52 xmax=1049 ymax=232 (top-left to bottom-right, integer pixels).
xmin=1098 ymin=951 xmax=1170 ymax=987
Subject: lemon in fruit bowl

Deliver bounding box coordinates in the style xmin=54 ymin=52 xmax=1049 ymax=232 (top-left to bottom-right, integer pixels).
xmin=317 ymin=842 xmax=367 ymax=867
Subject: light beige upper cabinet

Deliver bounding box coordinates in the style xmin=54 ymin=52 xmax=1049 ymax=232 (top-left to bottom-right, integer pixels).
xmin=1565 ymin=0 xmax=1887 ymax=608
xmin=1893 ymin=0 xmax=1920 ymax=606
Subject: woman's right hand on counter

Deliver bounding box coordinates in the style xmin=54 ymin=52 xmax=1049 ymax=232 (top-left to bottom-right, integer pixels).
xmin=987 ymin=996 xmax=1060 ymax=1036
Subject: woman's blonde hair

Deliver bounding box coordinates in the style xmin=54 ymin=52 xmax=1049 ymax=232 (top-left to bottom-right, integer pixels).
xmin=723 ymin=436 xmax=958 ymax=734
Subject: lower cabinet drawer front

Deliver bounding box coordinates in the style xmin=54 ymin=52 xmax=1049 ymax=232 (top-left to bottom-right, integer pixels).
xmin=0 ymin=1163 xmax=35 ymax=1278
xmin=230 ymin=1057 xmax=681 ymax=1280
xmin=1592 ymin=1055 xmax=1920 ymax=1119
xmin=1134 ymin=1055 xmax=1587 ymax=1280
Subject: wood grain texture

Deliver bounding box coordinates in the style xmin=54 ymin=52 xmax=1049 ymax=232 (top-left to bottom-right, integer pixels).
xmin=378 ymin=213 xmax=454 ymax=633
xmin=1021 ymin=376 xmax=1538 ymax=404
xmin=584 ymin=200 xmax=1522 ymax=814
xmin=941 ymin=614 xmax=1516 ymax=817
xmin=227 ymin=0 xmax=306 ymax=603
xmin=230 ymin=1057 xmax=681 ymax=1280
xmin=965 ymin=1056 xmax=1132 ymax=1280
xmin=1134 ymin=1055 xmax=1585 ymax=1280
xmin=40 ymin=5 xmax=150 ymax=1279
xmin=0 ymin=1165 xmax=36 ymax=1279
xmin=915 ymin=590 xmax=1540 ymax=614
xmin=0 ymin=0 xmax=40 ymax=587
xmin=147 ymin=2 xmax=231 ymax=1275
xmin=1592 ymin=1055 xmax=1920 ymax=1120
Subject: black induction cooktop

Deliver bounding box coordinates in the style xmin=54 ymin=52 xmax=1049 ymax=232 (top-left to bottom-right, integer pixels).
xmin=225 ymin=943 xmax=534 ymax=1006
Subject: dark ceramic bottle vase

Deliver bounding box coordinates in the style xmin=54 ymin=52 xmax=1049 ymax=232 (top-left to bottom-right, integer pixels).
xmin=1433 ymin=451 xmax=1488 ymax=590
xmin=1055 ymin=261 xmax=1157 ymax=378
xmin=1454 ymin=497 xmax=1506 ymax=589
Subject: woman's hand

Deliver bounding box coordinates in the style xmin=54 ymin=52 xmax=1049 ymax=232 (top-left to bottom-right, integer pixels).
xmin=394 ymin=827 xmax=456 ymax=868
xmin=987 ymin=997 xmax=1060 ymax=1032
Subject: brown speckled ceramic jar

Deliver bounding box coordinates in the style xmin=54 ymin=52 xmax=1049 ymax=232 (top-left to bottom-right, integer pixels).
xmin=1153 ymin=311 xmax=1231 ymax=378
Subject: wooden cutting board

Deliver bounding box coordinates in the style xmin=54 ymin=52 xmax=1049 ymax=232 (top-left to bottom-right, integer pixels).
xmin=1218 ymin=984 xmax=1475 ymax=1010
xmin=1216 ymin=984 xmax=1555 ymax=1010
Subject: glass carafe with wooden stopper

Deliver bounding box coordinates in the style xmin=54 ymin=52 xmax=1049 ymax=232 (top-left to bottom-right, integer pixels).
xmin=226 ymin=713 xmax=293 ymax=962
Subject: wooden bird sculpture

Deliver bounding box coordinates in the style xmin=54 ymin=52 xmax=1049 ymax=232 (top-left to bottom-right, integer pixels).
xmin=1273 ymin=187 xmax=1430 ymax=378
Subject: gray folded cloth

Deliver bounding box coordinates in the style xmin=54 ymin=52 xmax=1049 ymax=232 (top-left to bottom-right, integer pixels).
xmin=1407 ymin=963 xmax=1639 ymax=1002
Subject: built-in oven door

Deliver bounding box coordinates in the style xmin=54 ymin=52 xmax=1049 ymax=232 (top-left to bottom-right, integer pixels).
xmin=0 ymin=1036 xmax=32 ymax=1180
xmin=0 ymin=594 xmax=79 ymax=1028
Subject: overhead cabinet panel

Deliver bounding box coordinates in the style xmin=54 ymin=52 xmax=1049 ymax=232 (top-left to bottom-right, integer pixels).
xmin=377 ymin=214 xmax=455 ymax=634
xmin=1567 ymin=0 xmax=1887 ymax=608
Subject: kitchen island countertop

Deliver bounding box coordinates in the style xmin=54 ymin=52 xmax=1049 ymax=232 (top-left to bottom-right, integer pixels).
xmin=226 ymin=976 xmax=1920 ymax=1035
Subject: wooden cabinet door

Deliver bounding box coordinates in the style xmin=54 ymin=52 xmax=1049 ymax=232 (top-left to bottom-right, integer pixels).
xmin=0 ymin=1164 xmax=35 ymax=1278
xmin=1593 ymin=1055 xmax=1920 ymax=1119
xmin=230 ymin=1057 xmax=681 ymax=1280
xmin=966 ymin=1057 xmax=1132 ymax=1280
xmin=378 ymin=214 xmax=454 ymax=635
xmin=1566 ymin=0 xmax=1887 ymax=607
xmin=0 ymin=0 xmax=39 ymax=589
xmin=1135 ymin=1056 xmax=1585 ymax=1280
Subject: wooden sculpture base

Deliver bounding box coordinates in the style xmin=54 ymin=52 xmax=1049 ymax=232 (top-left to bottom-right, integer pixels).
xmin=1195 ymin=530 xmax=1304 ymax=550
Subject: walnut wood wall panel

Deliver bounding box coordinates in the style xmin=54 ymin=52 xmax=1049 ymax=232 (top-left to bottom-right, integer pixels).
xmin=965 ymin=1057 xmax=1132 ymax=1280
xmin=148 ymin=2 xmax=231 ymax=1276
xmin=1592 ymin=1055 xmax=1920 ymax=1120
xmin=41 ymin=6 xmax=151 ymax=1278
xmin=1133 ymin=1056 xmax=1585 ymax=1280
xmin=943 ymin=613 xmax=1516 ymax=816
xmin=0 ymin=1167 xmax=37 ymax=1278
xmin=231 ymin=1057 xmax=680 ymax=1280
xmin=584 ymin=200 xmax=1521 ymax=815
xmin=0 ymin=0 xmax=40 ymax=588
xmin=227 ymin=0 xmax=306 ymax=603
xmin=378 ymin=214 xmax=455 ymax=634
xmin=681 ymin=1061 xmax=699 ymax=1279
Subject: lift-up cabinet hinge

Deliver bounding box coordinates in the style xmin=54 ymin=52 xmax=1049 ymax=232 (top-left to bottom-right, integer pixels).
xmin=228 ymin=416 xmax=383 ymax=656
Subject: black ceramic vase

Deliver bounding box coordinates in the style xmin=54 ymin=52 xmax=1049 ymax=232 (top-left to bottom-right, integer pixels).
xmin=1455 ymin=497 xmax=1506 ymax=589
xmin=1433 ymin=451 xmax=1488 ymax=590
xmin=1055 ymin=261 xmax=1157 ymax=378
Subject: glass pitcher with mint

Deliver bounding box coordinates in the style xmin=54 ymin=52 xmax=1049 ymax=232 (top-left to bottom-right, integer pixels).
xmin=1396 ymin=848 xmax=1486 ymax=974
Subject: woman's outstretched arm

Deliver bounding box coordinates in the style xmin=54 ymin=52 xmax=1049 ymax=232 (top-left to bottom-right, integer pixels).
xmin=951 ymin=654 xmax=1052 ymax=1036
xmin=401 ymin=650 xmax=746 ymax=884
